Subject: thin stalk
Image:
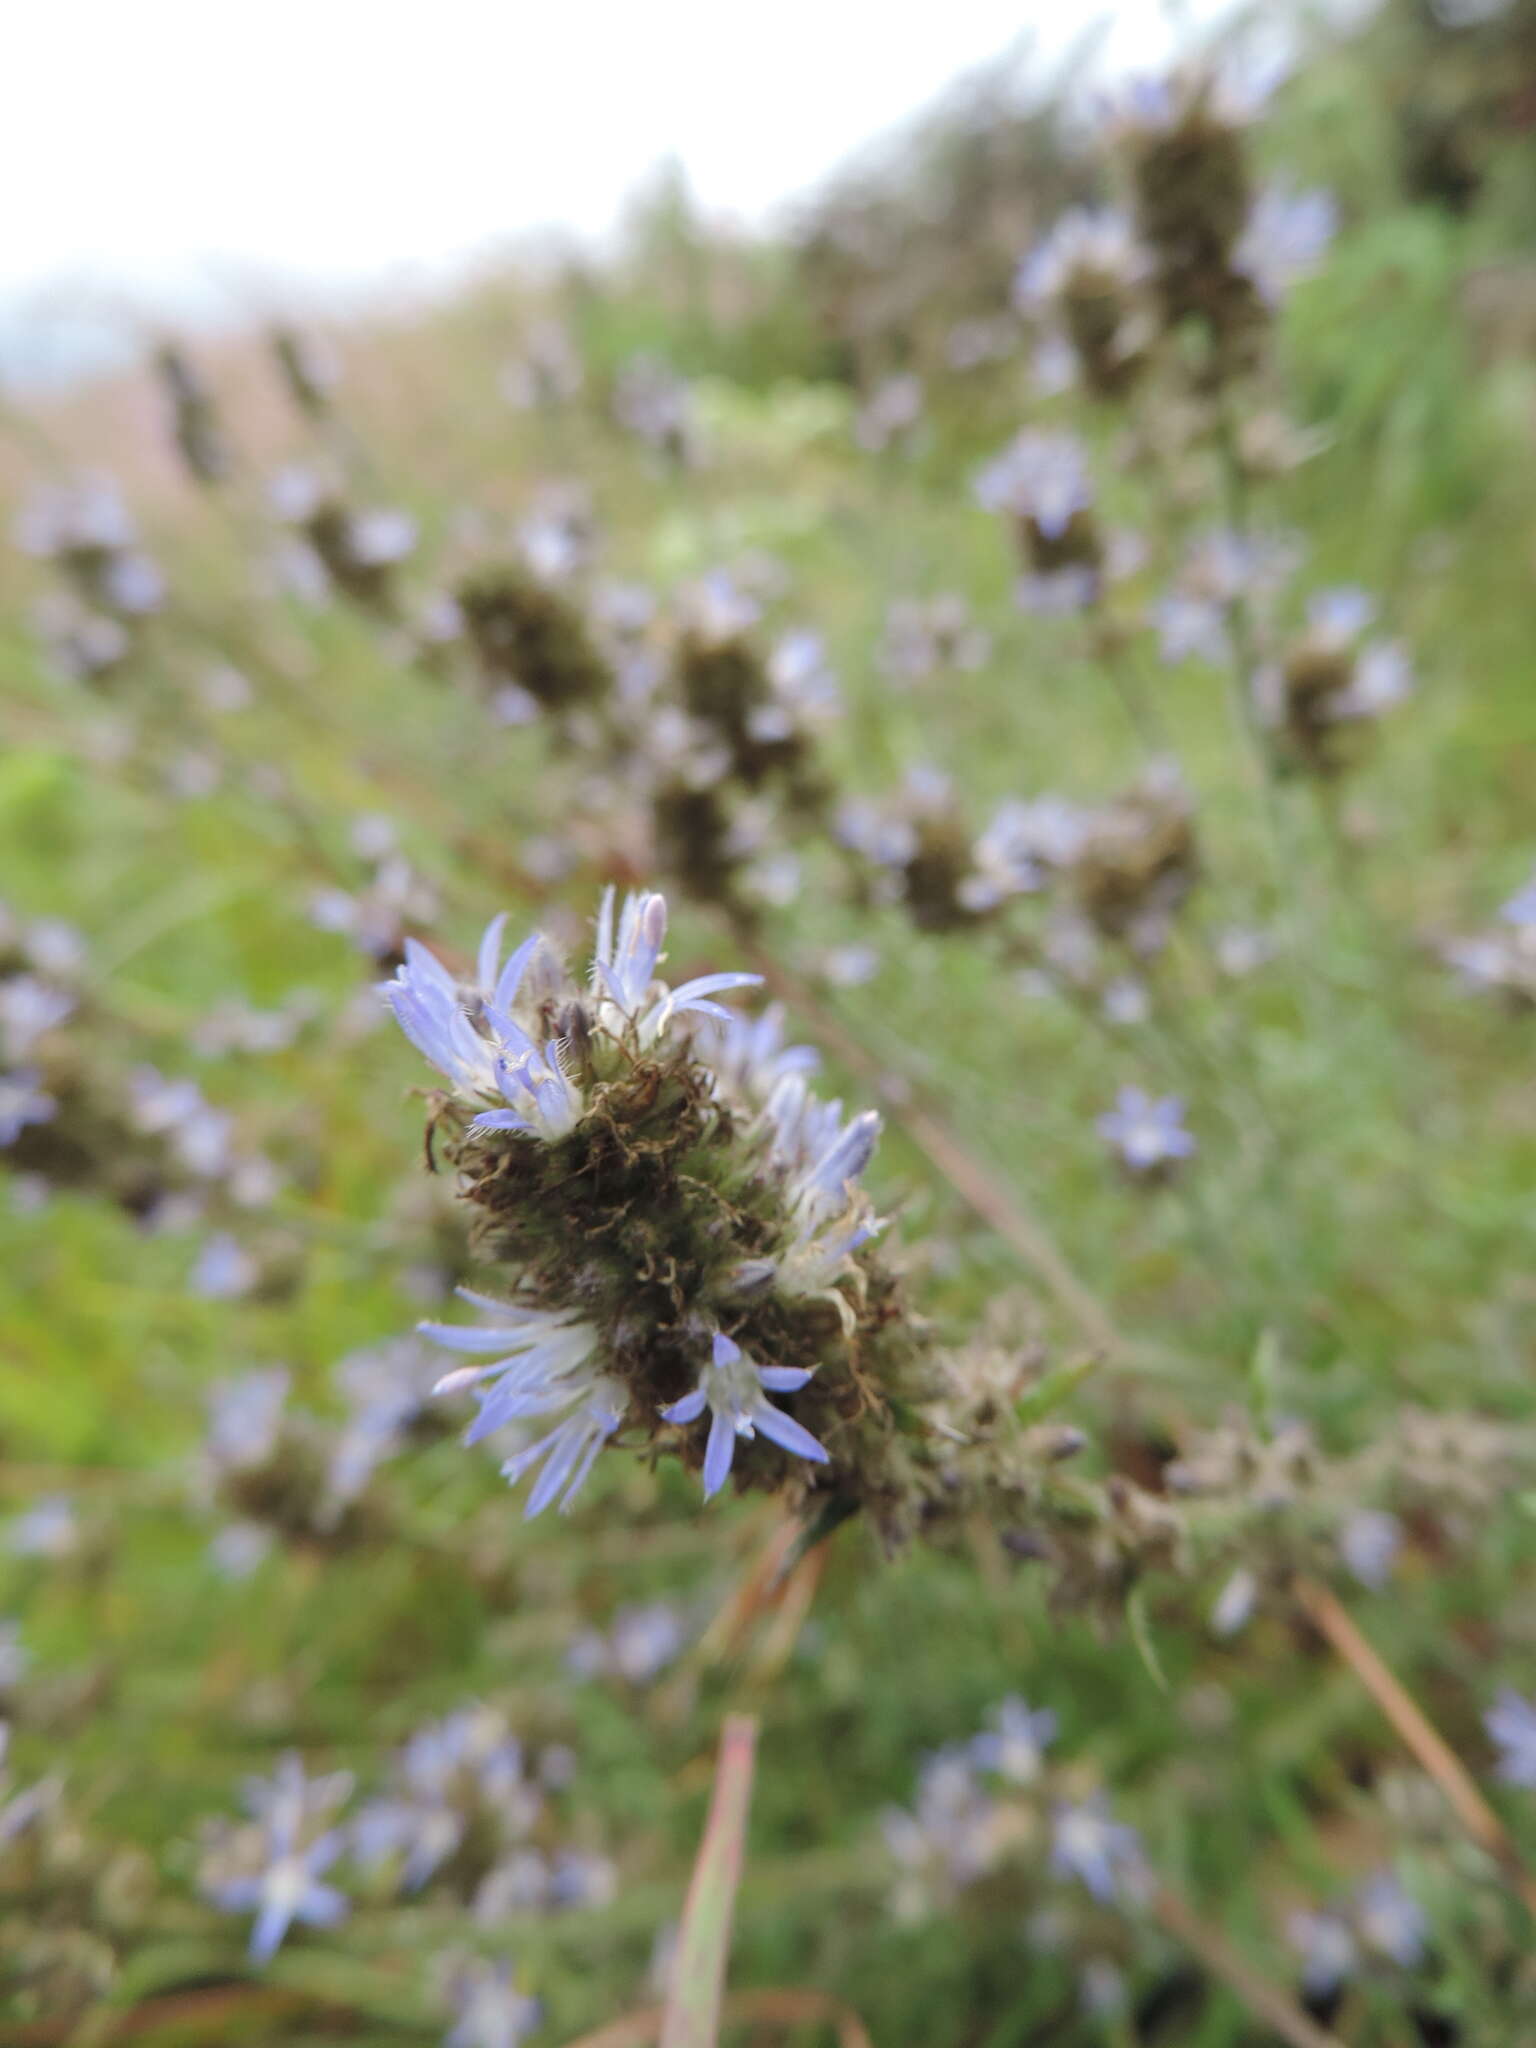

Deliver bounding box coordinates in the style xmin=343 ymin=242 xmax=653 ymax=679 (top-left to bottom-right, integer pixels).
xmin=660 ymin=1716 xmax=758 ymax=2048
xmin=1207 ymin=389 xmax=1331 ymax=1046
xmin=1150 ymin=1882 xmax=1346 ymax=2048
xmin=1293 ymin=1575 xmax=1536 ymax=1919
xmin=1094 ymin=622 xmax=1178 ymax=760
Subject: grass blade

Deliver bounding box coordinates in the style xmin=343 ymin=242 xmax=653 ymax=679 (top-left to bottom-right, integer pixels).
xmin=660 ymin=1715 xmax=759 ymax=2048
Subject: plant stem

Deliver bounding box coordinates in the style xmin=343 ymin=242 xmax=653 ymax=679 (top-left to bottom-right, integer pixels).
xmin=1151 ymin=1882 xmax=1346 ymax=2048
xmin=1293 ymin=1574 xmax=1536 ymax=1918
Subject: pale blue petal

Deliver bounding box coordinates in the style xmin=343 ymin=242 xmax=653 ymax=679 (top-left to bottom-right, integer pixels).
xmin=249 ymin=1894 xmax=292 ymax=1964
xmin=470 ymin=1109 xmax=534 ymax=1134
xmin=300 ymin=1882 xmax=349 ymax=1929
xmin=702 ymin=1410 xmax=736 ymax=1498
xmin=492 ymin=932 xmax=541 ymax=1013
xmin=757 ymin=1365 xmax=813 ymax=1391
xmin=752 ymin=1403 xmax=829 ymax=1465
xmin=477 ymin=913 xmax=508 ymax=995
xmin=418 ymin=1323 xmax=524 ymax=1354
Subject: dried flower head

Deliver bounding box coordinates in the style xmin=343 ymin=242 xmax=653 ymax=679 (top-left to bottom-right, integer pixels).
xmin=1254 ymin=589 xmax=1413 ymax=776
xmin=1015 ymin=208 xmax=1156 ymax=399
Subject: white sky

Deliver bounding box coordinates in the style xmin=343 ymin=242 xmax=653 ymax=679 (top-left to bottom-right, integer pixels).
xmin=4 ymin=1 xmax=1223 ymax=379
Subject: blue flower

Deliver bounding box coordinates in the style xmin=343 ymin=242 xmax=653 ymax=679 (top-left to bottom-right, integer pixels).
xmin=568 ymin=1601 xmax=687 ymax=1687
xmin=660 ymin=1333 xmax=828 ymax=1499
xmin=696 ymin=1001 xmax=818 ymax=1106
xmin=443 ymin=1956 xmax=543 ymax=2048
xmin=420 ymin=1292 xmax=605 ymax=1447
xmin=7 ymin=1494 xmax=77 ymax=1559
xmin=974 ymin=431 xmax=1094 ymax=540
xmin=380 ymin=893 xmax=759 ymax=1139
xmin=1338 ymin=1509 xmax=1401 ymax=1591
xmin=239 ymin=1752 xmax=354 ymax=1836
xmin=1486 ymin=1688 xmax=1536 ymax=1787
xmin=379 ymin=938 xmax=507 ymax=1100
xmin=0 ymin=1070 xmax=55 ymax=1147
xmin=970 ymin=1696 xmax=1058 ymax=1784
xmin=1500 ymin=873 xmax=1536 ymax=929
xmin=206 ymin=1822 xmax=349 ymax=1964
xmin=1049 ymin=1797 xmax=1144 ymax=1904
xmin=1287 ymin=1908 xmax=1356 ymax=2000
xmin=421 ymin=1296 xmax=624 ymax=1516
xmin=1096 ymin=1087 xmax=1195 ymax=1173
xmin=1014 ymin=208 xmax=1147 ymax=311
xmin=1306 ymin=587 xmax=1375 ymax=647
xmin=498 ymin=1377 xmax=629 ymax=1518
xmin=591 ymin=887 xmax=760 ymax=1045
xmin=204 ymin=1369 xmax=291 ymax=1474
xmin=1354 ymin=1871 xmax=1426 ymax=1969
xmin=1236 ymin=184 xmax=1338 ymax=304
xmin=0 ymin=978 xmax=74 ymax=1061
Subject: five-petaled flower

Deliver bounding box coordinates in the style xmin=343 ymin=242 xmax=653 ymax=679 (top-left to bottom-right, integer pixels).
xmin=660 ymin=1333 xmax=828 ymax=1498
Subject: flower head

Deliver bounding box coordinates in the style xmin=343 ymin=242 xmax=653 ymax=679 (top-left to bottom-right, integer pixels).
xmin=974 ymin=430 xmax=1094 ymax=541
xmin=381 ymin=888 xmax=1086 ymax=1554
xmin=380 ymin=891 xmax=759 ymax=1137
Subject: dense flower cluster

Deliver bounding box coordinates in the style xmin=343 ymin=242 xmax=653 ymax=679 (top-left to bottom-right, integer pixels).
xmin=271 ymin=466 xmax=419 ymax=615
xmin=0 ymin=909 xmax=284 ymax=1291
xmin=379 ymin=888 xmax=906 ymax=1522
xmin=377 ymin=889 xmax=1133 ymax=1566
xmin=199 ymin=1713 xmax=611 ymax=1968
xmin=882 ymin=1699 xmax=1146 ymax=2014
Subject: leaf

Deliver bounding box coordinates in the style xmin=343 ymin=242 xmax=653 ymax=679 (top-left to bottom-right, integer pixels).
xmin=1127 ymin=1586 xmax=1169 ymax=1695
xmin=659 ymin=1716 xmax=758 ymax=2048
xmin=779 ymin=1494 xmax=861 ymax=1578
xmin=1246 ymin=1327 xmax=1282 ymax=1434
xmin=1014 ymin=1354 xmax=1099 ymax=1427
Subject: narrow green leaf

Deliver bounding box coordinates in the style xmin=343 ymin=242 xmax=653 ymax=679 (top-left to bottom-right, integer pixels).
xmin=1127 ymin=1586 xmax=1169 ymax=1694
xmin=1014 ymin=1354 xmax=1099 ymax=1427
xmin=660 ymin=1715 xmax=758 ymax=2048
